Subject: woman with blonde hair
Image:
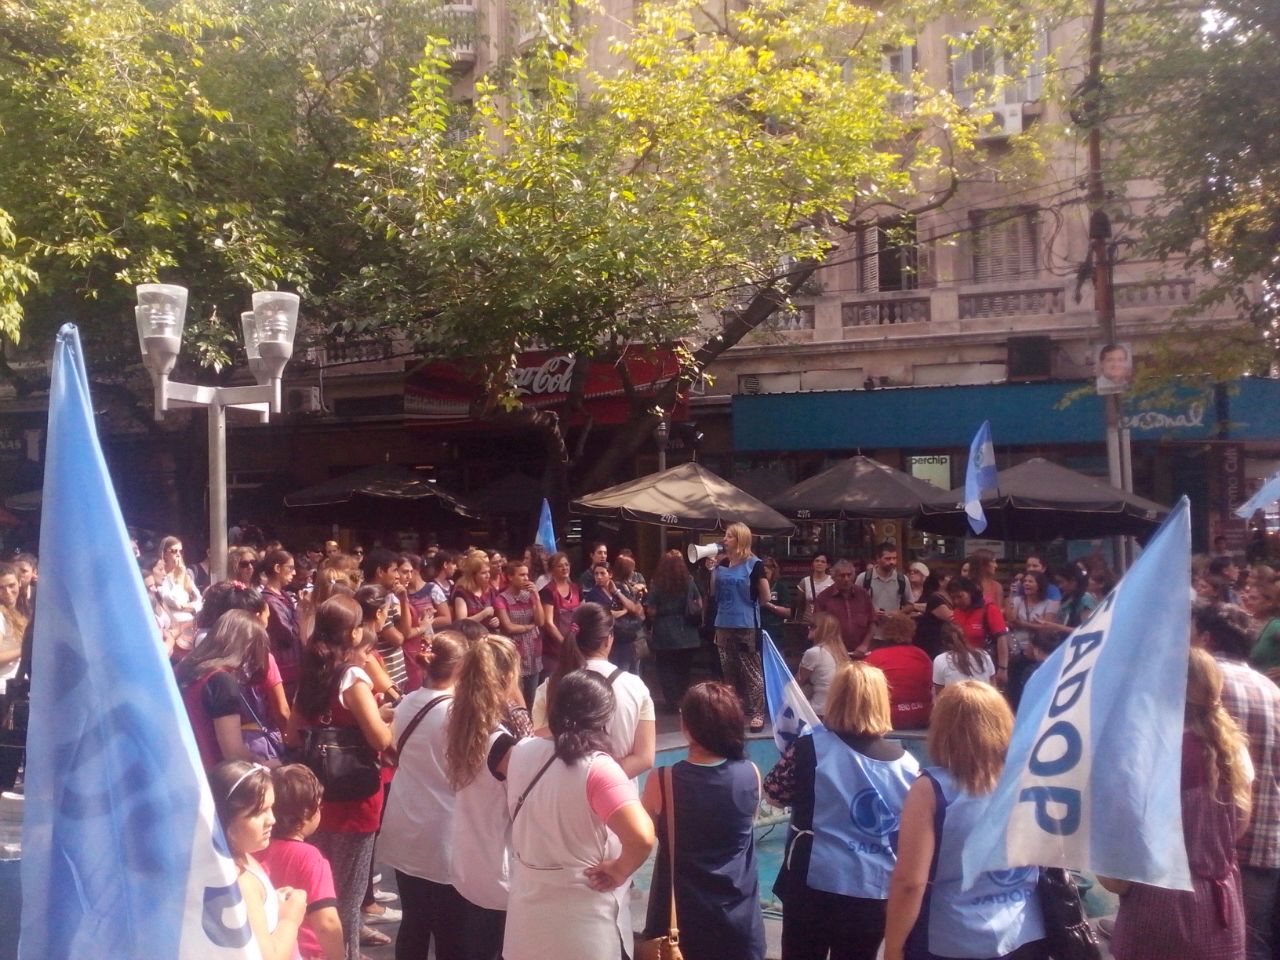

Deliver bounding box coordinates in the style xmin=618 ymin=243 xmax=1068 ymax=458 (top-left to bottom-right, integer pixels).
xmin=884 ymin=681 xmax=1045 ymax=960
xmin=151 ymin=535 xmax=202 ymax=655
xmin=765 ymin=661 xmax=920 ymax=959
xmin=451 ymin=549 xmax=500 ymax=630
xmin=1103 ymin=648 xmax=1250 ymax=960
xmin=797 ymin=610 xmax=848 ymax=717
xmin=445 ymin=634 xmax=532 ymax=959
xmin=709 ymin=521 xmax=771 ymax=730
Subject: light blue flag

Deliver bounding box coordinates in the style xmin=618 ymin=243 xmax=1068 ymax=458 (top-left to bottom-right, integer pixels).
xmin=961 ymin=497 xmax=1194 ymax=892
xmin=535 ymin=497 xmax=557 ymax=553
xmin=21 ymin=325 xmax=261 ymax=960
xmin=762 ymin=630 xmax=824 ymax=753
xmin=964 ymin=420 xmax=997 ymax=535
xmin=1236 ymin=467 xmax=1280 ymax=519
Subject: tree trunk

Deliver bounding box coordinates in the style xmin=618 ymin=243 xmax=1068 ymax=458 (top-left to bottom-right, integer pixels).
xmin=573 ymin=264 xmax=817 ymax=494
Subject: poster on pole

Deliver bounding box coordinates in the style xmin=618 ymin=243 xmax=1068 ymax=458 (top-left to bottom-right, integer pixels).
xmin=1095 ymin=342 xmax=1134 ymax=395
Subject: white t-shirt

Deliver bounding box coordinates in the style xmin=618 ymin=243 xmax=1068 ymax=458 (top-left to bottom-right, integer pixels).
xmin=377 ymin=689 xmax=455 ymax=883
xmin=451 ymin=724 xmax=517 ymax=910
xmin=799 ymin=645 xmax=840 ymax=714
xmin=531 ymin=661 xmax=655 ymax=777
xmin=797 ymin=575 xmax=834 ymax=605
xmin=932 ymin=650 xmax=996 ymax=688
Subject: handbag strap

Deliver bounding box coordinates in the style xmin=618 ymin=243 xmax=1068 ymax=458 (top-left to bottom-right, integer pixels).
xmin=396 ymin=694 xmax=452 ymax=757
xmin=660 ymin=765 xmax=680 ymax=941
xmin=512 ymin=750 xmax=558 ymax=822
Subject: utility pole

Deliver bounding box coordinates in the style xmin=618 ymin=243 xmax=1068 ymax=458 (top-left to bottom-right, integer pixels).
xmin=1083 ymin=0 xmax=1134 ymax=569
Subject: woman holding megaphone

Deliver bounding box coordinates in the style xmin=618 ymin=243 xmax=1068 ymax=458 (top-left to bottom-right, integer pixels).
xmin=706 ymin=523 xmax=771 ymax=732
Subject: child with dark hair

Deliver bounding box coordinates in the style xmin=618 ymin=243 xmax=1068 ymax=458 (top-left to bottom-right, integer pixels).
xmin=258 ymin=764 xmax=345 ymax=960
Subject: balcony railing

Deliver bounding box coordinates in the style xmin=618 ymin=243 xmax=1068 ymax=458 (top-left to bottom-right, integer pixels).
xmin=841 ymin=297 xmax=931 ymax=326
xmin=1114 ymin=278 xmax=1194 ymax=309
xmin=959 ymin=286 xmax=1063 ymax=319
xmin=305 ymin=339 xmax=412 ymax=367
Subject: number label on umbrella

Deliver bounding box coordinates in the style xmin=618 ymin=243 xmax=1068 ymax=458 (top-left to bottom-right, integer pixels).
xmin=660 ymin=514 xmax=679 ymax=524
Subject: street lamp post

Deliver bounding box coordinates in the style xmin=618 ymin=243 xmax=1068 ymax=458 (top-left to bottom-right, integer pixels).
xmin=654 ymin=419 xmax=670 ymax=553
xmin=135 ymin=284 xmax=300 ymax=582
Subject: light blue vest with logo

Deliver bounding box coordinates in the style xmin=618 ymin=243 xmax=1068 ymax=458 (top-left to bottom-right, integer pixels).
xmin=806 ymin=728 xmax=920 ymax=899
xmin=714 ymin=556 xmax=760 ymax=629
xmin=924 ymin=766 xmax=1045 ymax=958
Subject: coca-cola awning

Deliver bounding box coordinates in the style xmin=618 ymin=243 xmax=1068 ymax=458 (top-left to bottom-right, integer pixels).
xmin=404 ymin=347 xmax=687 ymax=426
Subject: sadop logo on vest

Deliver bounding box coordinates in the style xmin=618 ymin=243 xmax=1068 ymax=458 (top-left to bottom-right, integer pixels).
xmin=850 ymin=789 xmax=900 ymax=837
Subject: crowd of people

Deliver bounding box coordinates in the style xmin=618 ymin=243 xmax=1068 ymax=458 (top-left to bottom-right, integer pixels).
xmin=5 ymin=525 xmax=1280 ymax=960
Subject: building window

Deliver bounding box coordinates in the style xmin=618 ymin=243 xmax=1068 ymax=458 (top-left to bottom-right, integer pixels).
xmin=951 ymin=33 xmax=1049 ymax=108
xmin=883 ymin=44 xmax=918 ymax=115
xmin=970 ymin=207 xmax=1039 ymax=282
xmin=855 ymin=216 xmax=925 ymax=292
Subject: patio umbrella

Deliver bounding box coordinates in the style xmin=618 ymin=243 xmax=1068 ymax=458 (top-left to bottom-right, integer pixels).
xmin=571 ymin=462 xmax=796 ymax=535
xmin=284 ymin=463 xmax=478 ymax=518
xmin=770 ymin=455 xmax=947 ymax=520
xmin=914 ymin=457 xmax=1167 ymax=540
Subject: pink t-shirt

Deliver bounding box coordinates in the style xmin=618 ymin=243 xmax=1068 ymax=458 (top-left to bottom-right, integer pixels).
xmin=264 ymin=652 xmax=283 ymax=688
xmin=585 ymin=754 xmax=636 ymax=823
xmin=258 ymin=838 xmax=337 ymax=960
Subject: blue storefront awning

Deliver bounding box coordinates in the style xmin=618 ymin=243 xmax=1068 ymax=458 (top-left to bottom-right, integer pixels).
xmin=732 ymin=380 xmax=1237 ymax=452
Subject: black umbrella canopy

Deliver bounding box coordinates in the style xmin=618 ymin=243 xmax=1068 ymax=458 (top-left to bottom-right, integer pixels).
xmin=770 ymin=456 xmax=947 ymax=520
xmin=915 ymin=457 xmax=1167 ymax=540
xmin=571 ymin=462 xmax=796 ymax=536
xmin=284 ymin=463 xmax=478 ymax=518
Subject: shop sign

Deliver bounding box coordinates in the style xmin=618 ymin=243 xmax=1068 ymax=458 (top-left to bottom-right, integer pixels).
xmin=0 ymin=425 xmax=24 ymax=462
xmin=909 ymin=454 xmax=951 ymax=491
xmin=1217 ymin=443 xmax=1247 ymax=550
xmin=1120 ymin=401 xmax=1207 ymax=434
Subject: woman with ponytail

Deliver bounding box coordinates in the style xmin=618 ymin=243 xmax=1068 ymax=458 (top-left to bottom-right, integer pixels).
xmin=502 ymin=671 xmax=655 ymax=960
xmin=378 ymin=631 xmax=470 ymax=960
xmin=445 ymin=634 xmax=532 ymax=960
xmin=293 ymin=595 xmax=393 ymax=960
xmin=1103 ymin=647 xmax=1251 ymax=960
xmin=531 ymin=601 xmax=655 ymax=780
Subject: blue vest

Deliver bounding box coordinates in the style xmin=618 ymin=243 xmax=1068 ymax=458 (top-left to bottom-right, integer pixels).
xmin=714 ymin=557 xmax=760 ymax=629
xmin=806 ymin=728 xmax=919 ymax=899
xmin=922 ymin=767 xmax=1045 ymax=959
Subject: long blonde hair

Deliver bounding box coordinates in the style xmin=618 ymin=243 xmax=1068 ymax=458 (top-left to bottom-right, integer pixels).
xmin=725 ymin=522 xmax=753 ymax=564
xmin=1186 ymin=648 xmax=1252 ymax=819
xmin=809 ymin=611 xmax=849 ymax=666
xmin=445 ymin=634 xmax=521 ymax=789
xmin=928 ymin=680 xmax=1014 ymax=795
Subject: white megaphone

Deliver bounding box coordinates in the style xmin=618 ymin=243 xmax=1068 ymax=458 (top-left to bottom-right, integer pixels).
xmin=687 ymin=542 xmax=726 ymax=563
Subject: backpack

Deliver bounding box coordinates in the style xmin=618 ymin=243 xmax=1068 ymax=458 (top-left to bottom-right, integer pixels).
xmin=859 ymin=569 xmax=910 ymax=609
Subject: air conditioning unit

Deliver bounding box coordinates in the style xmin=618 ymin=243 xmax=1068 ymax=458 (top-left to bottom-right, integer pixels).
xmin=978 ymin=104 xmax=1025 ymax=141
xmin=285 ymin=386 xmax=323 ymax=414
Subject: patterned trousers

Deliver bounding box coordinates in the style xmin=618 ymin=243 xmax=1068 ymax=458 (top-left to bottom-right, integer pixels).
xmin=311 ymin=828 xmax=378 ymax=960
xmin=715 ymin=628 xmax=765 ymax=722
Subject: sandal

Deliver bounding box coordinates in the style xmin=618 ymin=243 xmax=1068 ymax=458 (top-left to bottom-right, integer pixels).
xmin=360 ymin=926 xmax=392 ymax=947
xmin=749 ymin=717 xmax=765 ymax=732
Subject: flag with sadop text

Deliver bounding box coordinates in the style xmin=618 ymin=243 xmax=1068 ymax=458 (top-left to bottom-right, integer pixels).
xmin=21 ymin=324 xmax=261 ymax=959
xmin=961 ymin=497 xmax=1193 ymax=892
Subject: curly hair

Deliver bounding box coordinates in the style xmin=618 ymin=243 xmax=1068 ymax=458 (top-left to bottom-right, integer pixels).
xmin=445 ymin=634 xmax=521 ymax=789
xmin=1186 ymin=648 xmax=1252 ymax=818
